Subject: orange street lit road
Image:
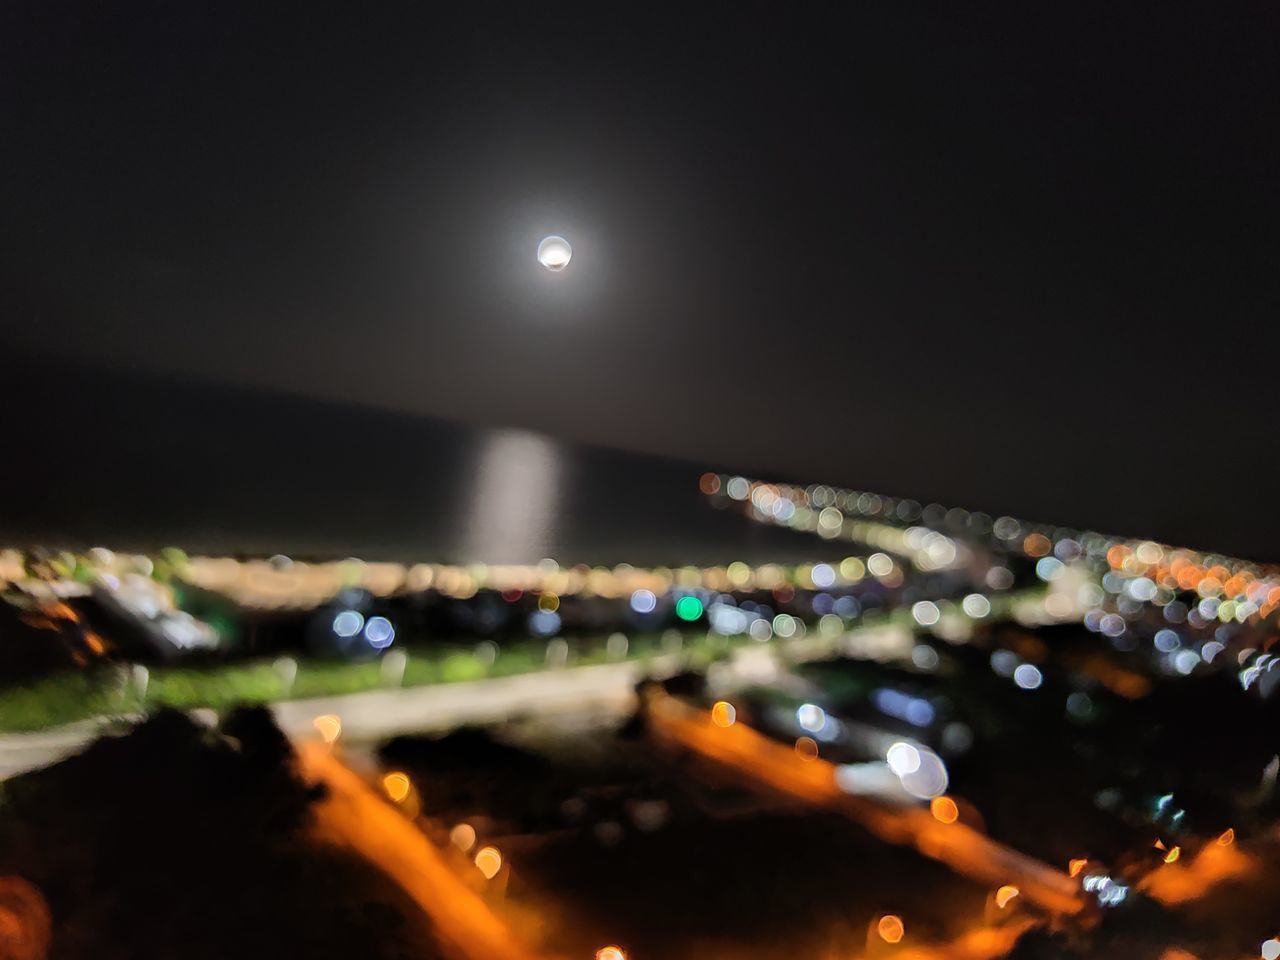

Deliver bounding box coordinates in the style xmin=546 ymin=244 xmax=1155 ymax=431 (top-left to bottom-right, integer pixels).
xmin=894 ymin=919 xmax=1038 ymax=960
xmin=297 ymin=743 xmax=547 ymax=960
xmin=644 ymin=690 xmax=1086 ymax=917
xmin=1137 ymin=836 xmax=1257 ymax=907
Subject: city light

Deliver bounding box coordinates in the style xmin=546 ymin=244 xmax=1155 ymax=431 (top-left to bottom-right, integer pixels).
xmin=629 ymin=588 xmax=657 ymax=614
xmin=474 ymin=846 xmax=503 ymax=880
xmin=450 ymin=823 xmax=477 ymax=852
xmin=675 ymin=595 xmax=704 ymax=621
xmin=364 ymin=616 xmax=395 ymax=650
xmin=710 ymin=701 xmax=737 ymax=728
xmin=313 ymin=714 xmax=342 ymax=744
xmin=332 ymin=610 xmax=363 ymax=638
xmin=930 ymin=796 xmax=959 ymax=824
xmin=381 ymin=771 xmax=411 ymax=802
xmin=794 ymin=736 xmax=819 ymax=760
xmin=796 ymin=703 xmax=826 ymax=732
xmin=877 ymin=914 xmax=905 ymax=943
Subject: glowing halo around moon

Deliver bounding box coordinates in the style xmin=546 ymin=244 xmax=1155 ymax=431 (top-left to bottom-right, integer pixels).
xmin=537 ymin=234 xmax=572 ymax=271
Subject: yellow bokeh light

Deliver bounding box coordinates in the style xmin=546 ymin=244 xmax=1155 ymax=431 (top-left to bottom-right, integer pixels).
xmin=313 ymin=714 xmax=342 ymax=744
xmin=474 ymin=845 xmax=503 ymax=879
xmin=381 ymin=772 xmax=411 ymax=802
xmin=538 ymin=592 xmax=560 ymax=612
xmin=596 ymin=947 xmax=627 ymax=960
xmin=1068 ymin=858 xmax=1088 ymax=877
xmin=1217 ymin=828 xmax=1235 ymax=846
xmin=794 ymin=736 xmax=819 ymax=761
xmin=1163 ymin=845 xmax=1181 ymax=864
xmin=450 ymin=823 xmax=477 ymax=851
xmin=995 ymin=885 xmax=1019 ymax=908
xmin=840 ymin=556 xmax=866 ymax=582
xmin=711 ymin=701 xmax=737 ymax=728
xmin=726 ymin=561 xmax=751 ymax=587
xmin=877 ymin=914 xmax=905 ymax=943
xmin=930 ymin=796 xmax=959 ymax=824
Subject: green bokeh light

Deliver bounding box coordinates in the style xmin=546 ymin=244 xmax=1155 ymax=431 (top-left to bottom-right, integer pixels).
xmin=675 ymin=596 xmax=704 ymax=622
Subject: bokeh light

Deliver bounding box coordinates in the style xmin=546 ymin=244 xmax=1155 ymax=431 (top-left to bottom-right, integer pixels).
xmin=710 ymin=701 xmax=737 ymax=727
xmin=474 ymin=845 xmax=503 ymax=879
xmin=995 ymin=885 xmax=1019 ymax=908
xmin=930 ymin=796 xmax=959 ymax=824
xmin=675 ymin=596 xmax=704 ymax=621
xmin=364 ymin=616 xmax=395 ymax=650
xmin=450 ymin=823 xmax=477 ymax=851
xmin=313 ymin=714 xmax=342 ymax=743
xmin=877 ymin=914 xmax=905 ymax=943
xmin=381 ymin=771 xmax=411 ymax=802
xmin=629 ymin=588 xmax=657 ymax=614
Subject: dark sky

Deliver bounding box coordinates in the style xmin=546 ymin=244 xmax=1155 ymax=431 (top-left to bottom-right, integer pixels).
xmin=2 ymin=1 xmax=1279 ymax=558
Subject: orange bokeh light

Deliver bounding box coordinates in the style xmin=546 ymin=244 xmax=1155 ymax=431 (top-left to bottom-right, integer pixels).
xmin=381 ymin=772 xmax=411 ymax=802
xmin=877 ymin=914 xmax=905 ymax=943
xmin=474 ymin=846 xmax=503 ymax=880
xmin=313 ymin=714 xmax=342 ymax=744
xmin=1024 ymin=533 xmax=1051 ymax=557
xmin=930 ymin=796 xmax=959 ymax=824
xmin=711 ymin=701 xmax=737 ymax=728
xmin=450 ymin=823 xmax=477 ymax=851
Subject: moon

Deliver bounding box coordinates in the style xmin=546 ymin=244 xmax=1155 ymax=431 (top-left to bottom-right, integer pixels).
xmin=537 ymin=235 xmax=572 ymax=271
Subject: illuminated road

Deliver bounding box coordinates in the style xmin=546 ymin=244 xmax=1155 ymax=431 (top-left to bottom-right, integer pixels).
xmin=271 ymin=658 xmax=656 ymax=741
xmin=1137 ymin=837 xmax=1257 ymax=906
xmin=0 ymin=619 xmax=923 ymax=781
xmin=0 ymin=659 xmax=658 ymax=780
xmin=0 ymin=582 xmax=1070 ymax=783
xmin=297 ymin=741 xmax=549 ymax=960
xmin=644 ymin=690 xmax=1087 ymax=917
xmin=0 ymin=719 xmax=134 ymax=780
xmin=894 ymin=920 xmax=1038 ymax=960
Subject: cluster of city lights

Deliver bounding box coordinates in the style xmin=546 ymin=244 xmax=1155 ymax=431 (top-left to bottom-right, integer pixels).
xmin=3 ymin=547 xmax=911 ymax=608
xmin=370 ymin=747 xmax=633 ymax=960
xmin=2 ymin=543 xmax=937 ymax=663
xmin=8 ymin=469 xmax=1280 ymax=959
xmin=705 ymin=473 xmax=1280 ymax=696
xmin=702 ymin=472 xmax=1273 ymax=593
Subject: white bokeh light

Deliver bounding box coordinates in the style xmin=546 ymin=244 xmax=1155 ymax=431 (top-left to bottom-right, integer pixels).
xmin=537 ymin=235 xmax=572 ymax=271
xmin=886 ymin=742 xmax=921 ymax=776
xmin=1013 ymin=663 xmax=1043 ymax=690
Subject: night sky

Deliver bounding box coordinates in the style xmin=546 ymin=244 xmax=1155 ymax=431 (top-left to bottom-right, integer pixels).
xmin=2 ymin=2 xmax=1279 ymax=558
